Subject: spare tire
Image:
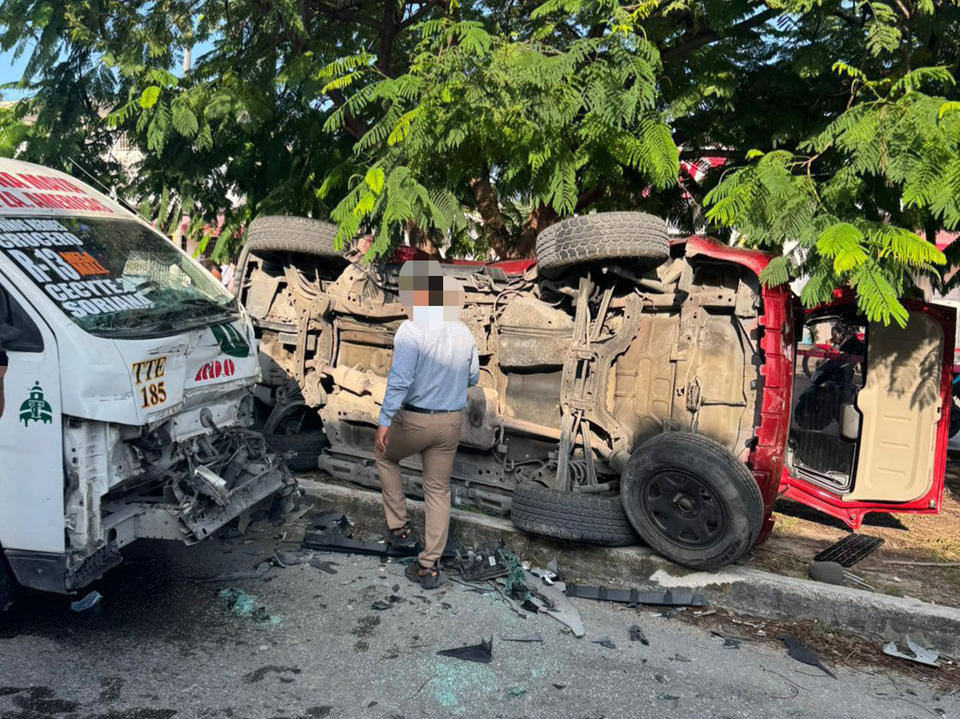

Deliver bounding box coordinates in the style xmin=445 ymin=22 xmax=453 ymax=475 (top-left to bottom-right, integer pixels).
xmin=510 ymin=482 xmax=640 ymax=547
xmin=535 ymin=212 xmax=669 ymax=278
xmin=620 ymin=433 xmax=763 ymax=570
xmin=246 ymin=215 xmax=345 ymax=259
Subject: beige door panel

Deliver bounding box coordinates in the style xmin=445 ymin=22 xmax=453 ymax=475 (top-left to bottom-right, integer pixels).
xmin=847 ymin=311 xmax=943 ymax=502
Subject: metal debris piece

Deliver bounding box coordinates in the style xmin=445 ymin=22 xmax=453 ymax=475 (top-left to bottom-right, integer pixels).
xmin=629 ymin=625 xmax=649 ymax=645
xmin=546 ymin=557 xmax=560 ymax=577
xmin=723 ymin=638 xmax=741 ymax=649
xmin=781 ymin=635 xmax=836 ymax=678
xmin=711 ymin=630 xmax=756 ymax=644
xmin=530 ymin=568 xmax=557 ymax=585
xmin=694 ymin=609 xmax=716 ymax=617
xmin=437 ymin=638 xmax=493 ymax=664
xmin=592 ymin=637 xmax=616 ymax=649
xmin=308 ymin=558 xmax=340 ymax=575
xmin=506 ymin=686 xmax=526 ymax=697
xmin=882 ymin=640 xmax=940 ymax=667
xmin=657 ymin=694 xmax=679 ymax=701
xmin=70 ymin=591 xmax=103 ymax=612
xmin=503 ymin=634 xmax=544 ymax=643
xmin=881 ymin=623 xmax=940 ymax=667
xmin=524 ymin=573 xmax=585 ymax=638
xmin=565 ymin=584 xmax=707 ymax=608
xmin=671 ymin=653 xmax=692 ymax=663
xmin=814 ymin=534 xmax=884 ymax=567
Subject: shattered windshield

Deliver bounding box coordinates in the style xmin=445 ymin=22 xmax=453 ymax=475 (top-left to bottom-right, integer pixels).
xmin=0 ymin=216 xmax=236 ymax=338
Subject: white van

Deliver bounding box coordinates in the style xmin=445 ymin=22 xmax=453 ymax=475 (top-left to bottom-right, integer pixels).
xmin=0 ymin=159 xmax=296 ymax=607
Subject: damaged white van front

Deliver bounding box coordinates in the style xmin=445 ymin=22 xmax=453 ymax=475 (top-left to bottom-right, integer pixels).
xmin=0 ymin=159 xmax=296 ymax=605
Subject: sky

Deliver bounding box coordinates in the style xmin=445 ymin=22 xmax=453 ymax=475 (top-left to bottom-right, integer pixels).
xmin=0 ymin=47 xmax=31 ymax=100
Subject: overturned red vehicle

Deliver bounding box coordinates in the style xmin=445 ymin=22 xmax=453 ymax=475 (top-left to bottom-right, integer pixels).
xmin=238 ymin=212 xmax=955 ymax=569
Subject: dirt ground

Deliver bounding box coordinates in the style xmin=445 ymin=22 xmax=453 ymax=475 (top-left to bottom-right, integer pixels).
xmin=743 ymin=456 xmax=960 ymax=608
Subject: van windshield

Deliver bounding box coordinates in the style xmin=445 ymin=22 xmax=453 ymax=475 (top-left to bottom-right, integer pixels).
xmin=0 ymin=216 xmax=236 ymax=338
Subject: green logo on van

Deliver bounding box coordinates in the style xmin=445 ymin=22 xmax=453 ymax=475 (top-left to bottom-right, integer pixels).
xmin=211 ymin=323 xmax=250 ymax=358
xmin=19 ymin=381 xmax=52 ymax=426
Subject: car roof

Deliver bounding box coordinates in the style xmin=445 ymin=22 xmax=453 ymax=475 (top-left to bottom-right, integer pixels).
xmin=0 ymin=158 xmax=131 ymax=219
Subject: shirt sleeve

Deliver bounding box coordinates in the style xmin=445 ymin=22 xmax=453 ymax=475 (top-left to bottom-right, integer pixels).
xmin=379 ymin=322 xmax=419 ymax=426
xmin=468 ymin=344 xmax=479 ymax=388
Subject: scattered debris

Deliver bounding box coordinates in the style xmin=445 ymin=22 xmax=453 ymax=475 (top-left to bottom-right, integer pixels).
xmin=592 ymin=637 xmax=616 ymax=649
xmin=219 ymin=588 xmax=280 ymax=625
xmin=524 ymin=572 xmax=585 ymax=637
xmin=437 ymin=638 xmax=493 ymax=664
xmin=657 ymin=694 xmax=680 ymax=701
xmin=502 ymin=634 xmax=543 ymax=643
xmin=553 ymin=683 xmax=566 ymax=690
xmin=656 ymin=607 xmax=687 ymax=619
xmin=70 ymin=591 xmax=103 ymax=612
xmin=781 ymin=635 xmax=835 ymax=678
xmin=722 ymin=638 xmax=740 ymax=649
xmin=546 ymin=557 xmax=560 ymax=578
xmin=629 ymin=625 xmax=649 ymax=645
xmin=881 ymin=624 xmax=940 ymax=667
xmin=506 ymin=686 xmax=526 ymax=697
xmin=814 ymin=534 xmax=884 ymax=567
xmin=302 ymin=514 xmax=418 ymax=557
xmin=243 ymin=665 xmax=302 ymax=684
xmin=529 ymin=568 xmax=558 ymax=586
xmin=565 ymin=584 xmax=707 ymax=608
xmin=711 ymin=630 xmax=756 ymax=645
xmin=308 ymin=558 xmax=340 ymax=575
xmin=455 ymin=549 xmax=510 ymax=582
xmin=191 ymin=565 xmax=272 ymax=583
xmin=671 ymin=653 xmax=692 ymax=663
xmin=693 ymin=609 xmax=716 ymax=618
xmin=372 ymin=595 xmax=405 ymax=611
xmin=881 ymin=560 xmax=960 ymax=567
xmin=273 ymin=549 xmax=306 ymax=567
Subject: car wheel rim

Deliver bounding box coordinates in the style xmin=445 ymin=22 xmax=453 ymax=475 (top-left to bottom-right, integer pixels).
xmin=638 ymin=469 xmax=727 ymax=549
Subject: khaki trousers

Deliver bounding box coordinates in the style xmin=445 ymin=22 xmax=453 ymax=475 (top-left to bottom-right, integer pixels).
xmin=375 ymin=409 xmax=462 ymax=567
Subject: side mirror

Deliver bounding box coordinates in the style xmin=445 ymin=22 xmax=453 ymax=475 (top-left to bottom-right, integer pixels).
xmin=840 ymin=402 xmax=861 ymax=441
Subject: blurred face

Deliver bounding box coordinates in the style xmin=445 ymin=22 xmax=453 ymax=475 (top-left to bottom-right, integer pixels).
xmin=397 ymin=260 xmax=464 ymax=324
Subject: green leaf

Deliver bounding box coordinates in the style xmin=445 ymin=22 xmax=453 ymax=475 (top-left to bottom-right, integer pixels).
xmin=139 ymin=86 xmax=161 ymax=109
xmin=364 ymin=167 xmax=385 ymax=194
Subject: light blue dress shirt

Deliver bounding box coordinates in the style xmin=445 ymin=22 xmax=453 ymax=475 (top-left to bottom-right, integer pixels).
xmin=378 ymin=319 xmax=480 ymax=426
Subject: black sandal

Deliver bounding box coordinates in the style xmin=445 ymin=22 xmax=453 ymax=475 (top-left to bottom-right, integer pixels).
xmin=405 ymin=562 xmax=441 ymax=589
xmin=388 ymin=524 xmax=418 ymax=549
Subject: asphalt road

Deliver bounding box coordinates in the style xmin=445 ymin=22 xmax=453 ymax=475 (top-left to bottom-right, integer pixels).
xmin=0 ymin=504 xmax=955 ymax=719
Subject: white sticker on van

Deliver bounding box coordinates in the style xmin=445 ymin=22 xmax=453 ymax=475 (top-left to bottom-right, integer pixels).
xmin=0 ymin=171 xmax=115 ymax=214
xmin=0 ymin=218 xmax=154 ymax=318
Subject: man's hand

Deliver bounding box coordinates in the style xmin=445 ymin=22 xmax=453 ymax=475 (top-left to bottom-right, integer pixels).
xmin=375 ymin=425 xmax=390 ymax=455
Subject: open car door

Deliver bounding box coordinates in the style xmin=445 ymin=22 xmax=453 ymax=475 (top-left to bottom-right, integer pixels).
xmin=780 ymin=298 xmax=956 ymax=529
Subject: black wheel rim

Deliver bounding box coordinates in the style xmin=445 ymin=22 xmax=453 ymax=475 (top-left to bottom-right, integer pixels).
xmin=638 ymin=469 xmax=728 ymax=549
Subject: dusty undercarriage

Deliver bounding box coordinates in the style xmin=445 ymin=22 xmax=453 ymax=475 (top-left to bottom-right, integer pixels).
xmin=237 ymin=214 xmax=785 ymax=568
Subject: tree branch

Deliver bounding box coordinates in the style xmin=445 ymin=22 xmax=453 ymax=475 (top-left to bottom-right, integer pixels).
xmin=661 ymin=7 xmax=779 ymax=62
xmin=400 ymin=0 xmax=438 ymax=29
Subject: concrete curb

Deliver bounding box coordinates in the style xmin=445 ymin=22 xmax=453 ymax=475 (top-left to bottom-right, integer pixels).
xmin=298 ymin=478 xmax=960 ymax=658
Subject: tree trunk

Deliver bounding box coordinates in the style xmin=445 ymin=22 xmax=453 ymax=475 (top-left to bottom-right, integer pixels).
xmin=516 ymin=205 xmax=557 ymax=258
xmin=469 ymin=175 xmax=513 ymax=258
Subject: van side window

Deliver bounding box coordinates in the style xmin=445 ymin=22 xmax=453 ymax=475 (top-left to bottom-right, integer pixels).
xmin=0 ymin=286 xmax=44 ymax=353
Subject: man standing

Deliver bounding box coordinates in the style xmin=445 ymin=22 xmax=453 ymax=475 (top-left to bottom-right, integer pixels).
xmin=375 ymin=261 xmax=478 ymax=588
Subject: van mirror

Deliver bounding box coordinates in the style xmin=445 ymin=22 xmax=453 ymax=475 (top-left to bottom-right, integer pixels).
xmin=840 ymin=402 xmax=860 ymax=441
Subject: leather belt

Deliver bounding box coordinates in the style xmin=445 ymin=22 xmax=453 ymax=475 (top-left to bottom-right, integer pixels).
xmin=402 ymin=403 xmax=458 ymax=415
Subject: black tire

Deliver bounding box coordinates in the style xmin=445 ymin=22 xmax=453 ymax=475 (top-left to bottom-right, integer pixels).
xmin=246 ymin=215 xmax=345 ymax=259
xmin=510 ymin=482 xmax=640 ymax=547
xmin=535 ymin=212 xmax=670 ymax=278
xmin=265 ymin=431 xmax=329 ymax=472
xmin=0 ymin=554 xmax=14 ymax=612
xmin=620 ymin=433 xmax=763 ymax=570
